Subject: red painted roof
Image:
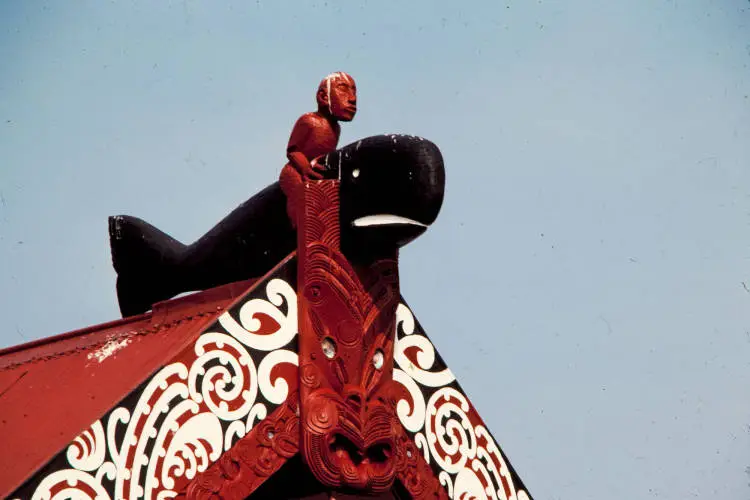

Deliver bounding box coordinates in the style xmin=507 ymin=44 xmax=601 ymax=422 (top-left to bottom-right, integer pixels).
xmin=0 ymin=279 xmax=256 ymax=499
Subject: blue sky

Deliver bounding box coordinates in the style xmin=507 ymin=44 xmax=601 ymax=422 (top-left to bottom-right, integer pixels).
xmin=1 ymin=1 xmax=749 ymax=498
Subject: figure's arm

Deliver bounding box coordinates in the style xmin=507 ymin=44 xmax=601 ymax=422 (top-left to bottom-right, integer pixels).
xmin=287 ymin=151 xmax=313 ymax=174
xmin=286 ymin=116 xmax=325 ymax=179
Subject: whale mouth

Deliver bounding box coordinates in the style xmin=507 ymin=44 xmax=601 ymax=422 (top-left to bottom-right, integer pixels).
xmin=352 ymin=215 xmax=428 ymax=228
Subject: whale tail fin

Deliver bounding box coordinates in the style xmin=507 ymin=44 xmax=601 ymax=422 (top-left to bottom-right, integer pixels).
xmin=108 ymin=215 xmax=187 ymax=317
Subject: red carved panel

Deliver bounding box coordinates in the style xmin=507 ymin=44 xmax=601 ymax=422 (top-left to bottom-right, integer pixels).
xmin=297 ymin=180 xmax=404 ymax=493
xmin=185 ymin=396 xmax=300 ymax=500
xmin=185 ymin=180 xmax=456 ymax=498
xmin=394 ymin=427 xmax=450 ymax=500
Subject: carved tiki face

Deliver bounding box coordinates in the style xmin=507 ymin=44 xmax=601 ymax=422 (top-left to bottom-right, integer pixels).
xmin=318 ymin=72 xmax=357 ymax=122
xmin=299 ymin=257 xmax=401 ymax=491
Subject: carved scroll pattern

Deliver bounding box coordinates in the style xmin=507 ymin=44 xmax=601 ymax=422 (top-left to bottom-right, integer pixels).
xmin=297 ymin=180 xmax=406 ymax=494
xmin=13 ymin=199 xmax=532 ymax=500
xmin=392 ymin=304 xmax=533 ymax=500
xmin=393 ymin=425 xmax=450 ymax=500
xmin=185 ymin=395 xmax=300 ymax=499
xmin=11 ymin=266 xmax=300 ymax=500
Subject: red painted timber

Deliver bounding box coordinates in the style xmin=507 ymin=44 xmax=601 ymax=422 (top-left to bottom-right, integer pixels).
xmin=0 ymin=279 xmax=255 ymax=498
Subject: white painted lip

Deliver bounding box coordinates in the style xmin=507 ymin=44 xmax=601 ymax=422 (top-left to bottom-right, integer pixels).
xmin=352 ymin=215 xmax=428 ymax=227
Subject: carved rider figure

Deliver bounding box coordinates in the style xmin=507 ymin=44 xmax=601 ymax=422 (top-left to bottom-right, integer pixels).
xmin=279 ymin=72 xmax=357 ymax=227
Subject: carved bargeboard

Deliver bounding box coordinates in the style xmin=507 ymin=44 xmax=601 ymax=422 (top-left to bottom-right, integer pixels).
xmin=10 ymin=178 xmax=531 ymax=499
xmin=9 ymin=263 xmax=527 ymax=499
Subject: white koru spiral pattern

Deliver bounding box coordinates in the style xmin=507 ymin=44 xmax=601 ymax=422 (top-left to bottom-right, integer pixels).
xmin=65 ymin=421 xmax=106 ymax=472
xmin=393 ymin=304 xmax=456 ymax=388
xmin=21 ymin=278 xmax=300 ymax=500
xmin=392 ymin=303 xmax=532 ymax=500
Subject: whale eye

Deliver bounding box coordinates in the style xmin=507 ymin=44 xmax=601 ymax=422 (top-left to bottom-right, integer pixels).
xmin=352 ymin=168 xmax=360 ymax=179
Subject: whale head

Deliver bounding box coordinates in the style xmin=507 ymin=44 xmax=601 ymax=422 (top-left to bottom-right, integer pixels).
xmin=319 ymin=134 xmax=445 ymax=260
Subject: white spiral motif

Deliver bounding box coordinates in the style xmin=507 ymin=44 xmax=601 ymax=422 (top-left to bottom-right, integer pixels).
xmin=31 ymin=469 xmax=112 ymax=500
xmin=66 ymin=421 xmax=106 ymax=472
xmin=23 ymin=285 xmax=531 ymax=500
xmin=415 ymin=432 xmax=430 ymax=462
xmin=219 ymin=279 xmax=297 ymax=351
xmin=123 ymin=362 xmax=195 ymax=500
xmin=258 ymin=349 xmax=299 ymax=404
xmin=392 ymin=302 xmax=532 ymax=500
xmin=393 ymin=368 xmax=426 ymax=433
xmin=439 ymin=471 xmax=454 ymax=498
xmin=475 ymin=426 xmax=518 ymax=500
xmin=24 ymin=276 xmax=301 ymax=500
xmin=145 ymin=399 xmax=199 ymax=497
xmin=394 ymin=304 xmax=455 ymax=387
xmin=188 ymin=332 xmax=258 ymax=421
xmin=160 ymin=412 xmax=223 ymax=489
xmin=426 ymin=387 xmax=477 ymax=474
xmin=106 ymin=407 xmax=130 ymax=468
xmin=453 ymin=466 xmax=489 ymax=500
xmin=246 ymin=402 xmax=268 ymax=432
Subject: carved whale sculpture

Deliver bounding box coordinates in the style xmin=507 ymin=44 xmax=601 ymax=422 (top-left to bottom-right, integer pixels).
xmin=109 ymin=134 xmax=445 ymax=317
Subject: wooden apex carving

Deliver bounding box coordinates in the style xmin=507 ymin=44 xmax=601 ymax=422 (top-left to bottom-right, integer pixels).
xmin=6 ymin=75 xmax=534 ymax=500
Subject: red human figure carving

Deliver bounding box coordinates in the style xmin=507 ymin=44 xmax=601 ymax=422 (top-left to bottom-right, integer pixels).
xmin=279 ymin=72 xmax=357 ymax=228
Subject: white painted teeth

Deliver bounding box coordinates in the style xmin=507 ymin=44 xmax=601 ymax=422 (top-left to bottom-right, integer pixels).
xmin=352 ymin=215 xmax=427 ymax=227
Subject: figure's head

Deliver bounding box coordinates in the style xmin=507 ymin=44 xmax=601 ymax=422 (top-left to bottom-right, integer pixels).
xmin=317 ymin=72 xmax=357 ymax=122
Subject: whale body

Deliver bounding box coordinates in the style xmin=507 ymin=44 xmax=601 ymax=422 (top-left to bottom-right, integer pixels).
xmin=109 ymin=134 xmax=445 ymax=317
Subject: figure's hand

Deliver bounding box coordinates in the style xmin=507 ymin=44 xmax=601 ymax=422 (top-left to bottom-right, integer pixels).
xmin=302 ymin=159 xmax=327 ymax=180
xmin=287 ymin=151 xmax=327 ymax=180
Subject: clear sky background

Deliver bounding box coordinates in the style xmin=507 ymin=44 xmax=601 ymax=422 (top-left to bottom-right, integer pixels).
xmin=1 ymin=1 xmax=749 ymax=498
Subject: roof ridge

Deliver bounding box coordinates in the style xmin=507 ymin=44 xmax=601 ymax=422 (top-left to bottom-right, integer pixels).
xmin=0 ymin=278 xmax=257 ymax=359
xmin=0 ymin=310 xmax=218 ymax=372
xmin=0 ymin=313 xmax=149 ymax=359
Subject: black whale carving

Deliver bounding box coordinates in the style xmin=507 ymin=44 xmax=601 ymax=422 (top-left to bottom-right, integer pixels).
xmin=109 ymin=134 xmax=445 ymax=317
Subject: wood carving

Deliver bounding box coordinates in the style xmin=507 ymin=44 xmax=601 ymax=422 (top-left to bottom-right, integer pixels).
xmin=181 ymin=128 xmax=447 ymax=497
xmin=185 ymin=396 xmax=300 ymax=500
xmin=393 ymin=426 xmax=449 ymax=500
xmin=280 ymin=72 xmax=356 ymax=227
xmin=294 ymin=179 xmax=446 ymax=499
xmin=5 ymin=71 xmax=539 ymax=500
xmin=297 ymin=180 xmax=402 ymax=493
xmin=290 ymin=125 xmax=446 ymax=495
xmin=7 ymin=262 xmax=302 ymax=500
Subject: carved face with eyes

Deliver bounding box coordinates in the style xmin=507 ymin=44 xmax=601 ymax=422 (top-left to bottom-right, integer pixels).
xmin=317 ymin=72 xmax=357 ymax=122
